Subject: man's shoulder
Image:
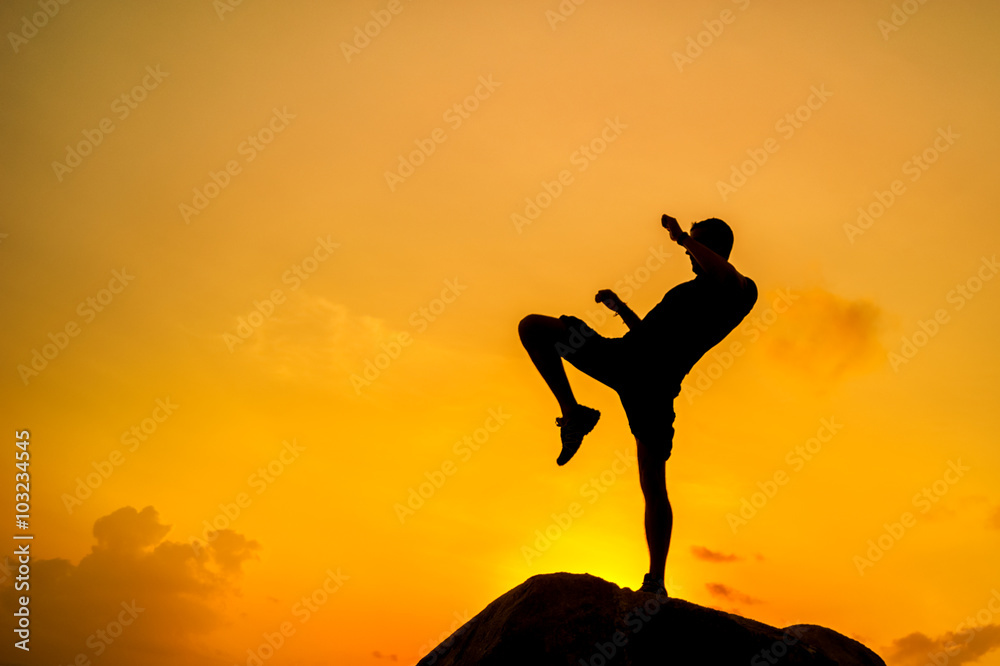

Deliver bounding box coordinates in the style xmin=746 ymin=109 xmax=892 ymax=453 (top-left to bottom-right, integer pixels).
xmin=707 ymin=273 xmax=758 ymax=311
xmin=661 ymin=275 xmax=757 ymax=306
xmin=693 ymin=273 xmax=756 ymax=294
xmin=657 ymin=278 xmax=699 ymax=301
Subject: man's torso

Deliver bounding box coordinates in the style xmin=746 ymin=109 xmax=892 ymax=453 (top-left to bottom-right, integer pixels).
xmin=623 ymin=275 xmax=758 ymax=390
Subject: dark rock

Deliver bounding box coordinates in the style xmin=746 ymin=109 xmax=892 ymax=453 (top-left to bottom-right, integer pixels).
xmin=417 ymin=572 xmax=886 ymax=666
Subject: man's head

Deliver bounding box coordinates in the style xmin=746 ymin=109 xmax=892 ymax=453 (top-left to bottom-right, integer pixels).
xmin=687 ymin=218 xmax=734 ymax=274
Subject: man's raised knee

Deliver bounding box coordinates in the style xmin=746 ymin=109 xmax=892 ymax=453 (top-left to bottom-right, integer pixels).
xmin=518 ymin=314 xmax=549 ymax=342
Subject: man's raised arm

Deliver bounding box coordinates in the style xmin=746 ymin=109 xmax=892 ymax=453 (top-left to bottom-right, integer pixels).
xmin=662 ymin=214 xmax=748 ymax=289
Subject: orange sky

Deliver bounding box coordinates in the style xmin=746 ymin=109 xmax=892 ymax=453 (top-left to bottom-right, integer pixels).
xmin=2 ymin=1 xmax=1000 ymax=664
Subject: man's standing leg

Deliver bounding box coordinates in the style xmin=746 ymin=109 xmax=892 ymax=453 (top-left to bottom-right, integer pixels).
xmin=637 ymin=437 xmax=672 ymax=591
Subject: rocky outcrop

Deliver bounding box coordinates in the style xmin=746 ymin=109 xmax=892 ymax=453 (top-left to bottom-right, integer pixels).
xmin=417 ymin=572 xmax=885 ymax=666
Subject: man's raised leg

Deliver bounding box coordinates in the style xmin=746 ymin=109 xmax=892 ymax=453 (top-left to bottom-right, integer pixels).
xmin=518 ymin=314 xmax=600 ymax=465
xmin=637 ymin=437 xmax=672 ymax=592
xmin=517 ymin=314 xmax=578 ymax=417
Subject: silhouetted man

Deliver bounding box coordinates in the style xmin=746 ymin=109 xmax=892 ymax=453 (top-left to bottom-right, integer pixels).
xmin=518 ymin=215 xmax=757 ymax=594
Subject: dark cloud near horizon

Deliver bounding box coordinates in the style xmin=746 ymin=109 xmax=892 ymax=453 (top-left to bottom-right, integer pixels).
xmin=691 ymin=546 xmax=742 ymax=563
xmin=705 ymin=582 xmax=761 ymax=605
xmin=0 ymin=506 xmax=259 ymax=666
xmin=886 ymin=623 xmax=1000 ymax=666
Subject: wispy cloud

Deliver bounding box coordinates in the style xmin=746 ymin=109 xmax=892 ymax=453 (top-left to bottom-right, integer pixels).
xmin=244 ymin=292 xmax=395 ymax=382
xmin=761 ymin=287 xmax=883 ymax=385
xmin=691 ymin=545 xmax=742 ymax=562
xmin=705 ymin=582 xmax=762 ymax=605
xmin=885 ymin=625 xmax=1000 ymax=666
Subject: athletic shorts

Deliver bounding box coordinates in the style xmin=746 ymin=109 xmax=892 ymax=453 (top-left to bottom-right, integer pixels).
xmin=556 ymin=315 xmax=677 ymax=462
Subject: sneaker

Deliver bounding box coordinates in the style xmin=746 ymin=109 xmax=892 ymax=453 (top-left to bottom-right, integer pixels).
xmin=639 ymin=574 xmax=667 ymax=596
xmin=554 ymin=405 xmax=600 ymax=466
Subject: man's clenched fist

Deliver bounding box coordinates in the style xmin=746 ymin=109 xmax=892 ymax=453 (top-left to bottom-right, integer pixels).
xmin=595 ymin=289 xmax=623 ymax=312
xmin=661 ymin=214 xmax=686 ymax=244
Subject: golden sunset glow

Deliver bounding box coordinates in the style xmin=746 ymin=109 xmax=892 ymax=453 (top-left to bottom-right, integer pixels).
xmin=2 ymin=1 xmax=1000 ymax=664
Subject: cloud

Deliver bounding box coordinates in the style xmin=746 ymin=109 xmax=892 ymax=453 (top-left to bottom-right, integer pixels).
xmin=759 ymin=287 xmax=884 ymax=385
xmin=0 ymin=506 xmax=258 ymax=666
xmin=705 ymin=582 xmax=761 ymax=605
xmin=237 ymin=290 xmax=470 ymax=396
xmin=691 ymin=546 xmax=742 ymax=562
xmin=242 ymin=292 xmax=395 ymax=383
xmin=93 ymin=504 xmax=170 ymax=551
xmin=885 ymin=624 xmax=1000 ymax=666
